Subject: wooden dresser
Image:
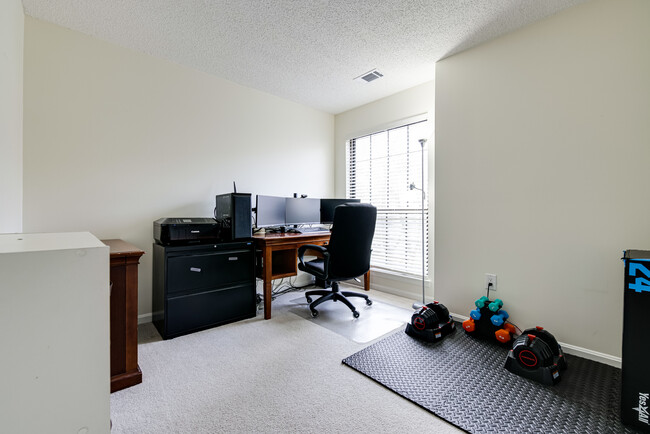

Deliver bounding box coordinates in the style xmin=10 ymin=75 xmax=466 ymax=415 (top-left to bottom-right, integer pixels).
xmin=103 ymin=239 xmax=144 ymax=392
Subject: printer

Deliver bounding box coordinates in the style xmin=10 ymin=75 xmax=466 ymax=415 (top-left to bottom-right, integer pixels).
xmin=153 ymin=217 xmax=221 ymax=246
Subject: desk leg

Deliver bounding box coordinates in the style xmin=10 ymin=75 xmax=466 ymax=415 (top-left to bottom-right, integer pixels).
xmin=364 ymin=271 xmax=370 ymax=291
xmin=263 ymin=245 xmax=273 ymax=320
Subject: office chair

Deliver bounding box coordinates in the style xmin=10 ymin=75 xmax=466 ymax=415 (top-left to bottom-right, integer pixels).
xmin=297 ymin=203 xmax=377 ymax=318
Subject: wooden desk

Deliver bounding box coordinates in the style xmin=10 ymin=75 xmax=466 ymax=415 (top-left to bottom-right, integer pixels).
xmin=103 ymin=239 xmax=144 ymax=392
xmin=253 ymin=232 xmax=370 ymax=319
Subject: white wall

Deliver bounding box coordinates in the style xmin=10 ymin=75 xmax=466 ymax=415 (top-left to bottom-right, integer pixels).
xmin=435 ymin=0 xmax=650 ymax=360
xmin=23 ymin=18 xmax=335 ymax=319
xmin=335 ymin=81 xmax=435 ymax=300
xmin=0 ymin=0 xmax=24 ymax=233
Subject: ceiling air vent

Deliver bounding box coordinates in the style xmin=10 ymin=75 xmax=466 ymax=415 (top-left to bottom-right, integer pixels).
xmin=355 ymin=69 xmax=384 ymax=83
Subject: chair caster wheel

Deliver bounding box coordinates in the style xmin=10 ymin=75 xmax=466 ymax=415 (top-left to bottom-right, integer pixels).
xmin=366 ymin=299 xmax=373 ymax=306
xmin=353 ymin=311 xmax=360 ymax=319
xmin=311 ymin=309 xmax=319 ymax=318
xmin=306 ymin=296 xmax=313 ymax=303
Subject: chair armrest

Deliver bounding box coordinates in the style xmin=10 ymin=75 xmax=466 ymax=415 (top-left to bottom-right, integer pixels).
xmin=298 ymin=244 xmax=328 ymax=260
xmin=298 ymin=244 xmax=329 ymax=268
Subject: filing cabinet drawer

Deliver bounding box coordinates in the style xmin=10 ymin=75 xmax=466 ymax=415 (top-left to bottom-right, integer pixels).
xmin=167 ymin=249 xmax=253 ymax=294
xmin=152 ymin=241 xmax=256 ymax=340
xmin=166 ymin=283 xmax=255 ymax=337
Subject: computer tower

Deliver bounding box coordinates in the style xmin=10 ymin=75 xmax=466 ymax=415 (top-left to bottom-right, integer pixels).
xmin=215 ymin=193 xmax=252 ymax=240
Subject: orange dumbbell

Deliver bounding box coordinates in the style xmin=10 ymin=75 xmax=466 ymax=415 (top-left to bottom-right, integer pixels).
xmin=495 ymin=328 xmax=511 ymax=343
xmin=462 ymin=318 xmax=475 ymax=332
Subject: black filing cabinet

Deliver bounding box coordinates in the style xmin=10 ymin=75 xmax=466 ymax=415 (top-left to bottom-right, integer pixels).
xmin=152 ymin=241 xmax=256 ymax=339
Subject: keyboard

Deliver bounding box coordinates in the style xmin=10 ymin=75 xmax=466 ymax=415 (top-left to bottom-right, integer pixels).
xmin=297 ymin=227 xmax=330 ymax=234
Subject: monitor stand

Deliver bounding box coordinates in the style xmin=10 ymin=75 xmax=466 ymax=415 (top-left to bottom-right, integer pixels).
xmin=264 ymin=226 xmax=288 ymax=234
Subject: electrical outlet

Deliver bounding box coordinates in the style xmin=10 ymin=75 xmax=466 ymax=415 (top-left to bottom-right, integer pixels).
xmin=485 ymin=273 xmax=497 ymax=291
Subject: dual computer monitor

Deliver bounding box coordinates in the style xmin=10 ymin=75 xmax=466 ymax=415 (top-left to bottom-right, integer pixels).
xmin=256 ymin=196 xmax=360 ymax=228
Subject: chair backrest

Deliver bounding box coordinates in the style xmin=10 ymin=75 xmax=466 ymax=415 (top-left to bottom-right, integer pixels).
xmin=327 ymin=203 xmax=377 ymax=280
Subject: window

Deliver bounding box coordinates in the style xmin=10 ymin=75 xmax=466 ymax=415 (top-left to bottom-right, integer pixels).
xmin=346 ymin=119 xmax=429 ymax=277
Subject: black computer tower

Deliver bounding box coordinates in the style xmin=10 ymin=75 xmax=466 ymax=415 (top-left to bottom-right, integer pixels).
xmin=621 ymin=249 xmax=650 ymax=431
xmin=215 ymin=193 xmax=252 ymax=240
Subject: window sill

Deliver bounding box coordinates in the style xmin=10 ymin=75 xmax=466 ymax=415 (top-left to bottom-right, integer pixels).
xmin=370 ymin=267 xmax=429 ymax=284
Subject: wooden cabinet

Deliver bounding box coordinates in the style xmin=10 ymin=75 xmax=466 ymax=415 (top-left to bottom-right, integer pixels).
xmin=152 ymin=241 xmax=256 ymax=339
xmin=103 ymin=239 xmax=144 ymax=393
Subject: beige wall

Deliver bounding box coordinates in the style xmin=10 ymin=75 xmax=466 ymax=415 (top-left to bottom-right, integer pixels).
xmin=335 ymin=81 xmax=435 ymax=299
xmin=23 ymin=18 xmax=335 ymax=319
xmin=0 ymin=0 xmax=24 ymax=233
xmin=435 ymin=0 xmax=650 ymax=361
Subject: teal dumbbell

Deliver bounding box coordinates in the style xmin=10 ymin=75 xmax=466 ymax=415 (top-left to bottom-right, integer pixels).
xmin=488 ymin=298 xmax=503 ymax=312
xmin=475 ymin=296 xmax=489 ymax=309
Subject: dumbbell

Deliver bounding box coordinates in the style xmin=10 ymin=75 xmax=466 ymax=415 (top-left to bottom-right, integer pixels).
xmin=488 ymin=298 xmax=503 ymax=312
xmin=462 ymin=318 xmax=475 ymax=332
xmin=410 ymin=302 xmax=451 ymax=331
xmin=490 ymin=309 xmax=509 ymax=326
xmin=474 ymin=296 xmax=489 ymax=309
xmin=523 ymin=326 xmax=562 ymax=357
xmin=511 ymin=333 xmax=554 ymax=369
xmin=495 ymin=328 xmax=512 ymax=343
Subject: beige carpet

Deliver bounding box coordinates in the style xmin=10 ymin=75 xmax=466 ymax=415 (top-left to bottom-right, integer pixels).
xmin=110 ymin=288 xmax=462 ymax=433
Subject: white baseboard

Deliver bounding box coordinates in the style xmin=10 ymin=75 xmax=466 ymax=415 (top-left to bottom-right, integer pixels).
xmin=138 ymin=313 xmax=152 ymax=325
xmin=451 ymin=312 xmax=621 ymax=368
xmin=559 ymin=343 xmax=621 ymax=368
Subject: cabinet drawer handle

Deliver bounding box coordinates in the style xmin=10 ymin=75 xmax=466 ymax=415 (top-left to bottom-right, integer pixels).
xmin=228 ymin=257 xmax=238 ymax=261
xmin=190 ymin=267 xmax=202 ymax=272
xmin=190 ymin=230 xmax=200 ymax=233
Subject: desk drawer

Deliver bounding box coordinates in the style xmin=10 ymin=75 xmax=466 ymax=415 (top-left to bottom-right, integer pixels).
xmin=166 ymin=283 xmax=255 ymax=337
xmin=167 ymin=249 xmax=252 ymax=294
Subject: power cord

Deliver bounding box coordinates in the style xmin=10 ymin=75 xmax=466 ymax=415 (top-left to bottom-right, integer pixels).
xmin=270 ymin=276 xmax=318 ymax=300
xmin=507 ymin=320 xmax=523 ymax=336
xmin=486 ymin=282 xmax=493 ymax=299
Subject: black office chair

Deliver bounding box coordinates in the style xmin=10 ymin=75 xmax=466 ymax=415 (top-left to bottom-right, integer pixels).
xmin=297 ymin=203 xmax=377 ymax=318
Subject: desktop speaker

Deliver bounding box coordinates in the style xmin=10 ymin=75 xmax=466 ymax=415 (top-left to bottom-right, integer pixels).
xmin=215 ymin=193 xmax=252 ymax=240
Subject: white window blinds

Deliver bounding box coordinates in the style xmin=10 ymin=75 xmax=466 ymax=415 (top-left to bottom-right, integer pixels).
xmin=346 ymin=120 xmax=429 ymax=277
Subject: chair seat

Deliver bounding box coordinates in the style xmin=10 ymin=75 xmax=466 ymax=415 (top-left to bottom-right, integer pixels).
xmin=299 ymin=258 xmax=325 ymax=278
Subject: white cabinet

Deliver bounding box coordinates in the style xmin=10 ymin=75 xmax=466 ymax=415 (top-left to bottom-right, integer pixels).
xmin=0 ymin=232 xmax=110 ymax=434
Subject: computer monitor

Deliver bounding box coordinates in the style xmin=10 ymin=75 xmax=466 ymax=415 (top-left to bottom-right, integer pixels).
xmin=256 ymin=195 xmax=286 ymax=228
xmin=320 ymin=198 xmax=361 ymax=224
xmin=285 ymin=198 xmax=320 ymax=225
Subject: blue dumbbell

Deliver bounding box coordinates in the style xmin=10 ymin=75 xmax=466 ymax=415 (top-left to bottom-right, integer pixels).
xmin=470 ymin=309 xmax=482 ymax=320
xmin=491 ymin=313 xmax=506 ymax=326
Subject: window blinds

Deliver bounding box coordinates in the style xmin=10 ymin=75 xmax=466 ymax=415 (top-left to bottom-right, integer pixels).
xmin=346 ymin=120 xmax=429 ymax=277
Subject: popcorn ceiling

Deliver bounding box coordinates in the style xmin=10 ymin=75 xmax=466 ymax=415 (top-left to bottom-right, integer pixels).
xmin=21 ymin=0 xmax=588 ymax=114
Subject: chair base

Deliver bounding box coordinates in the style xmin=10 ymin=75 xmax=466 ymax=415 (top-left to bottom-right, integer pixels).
xmin=305 ymin=281 xmax=371 ymax=318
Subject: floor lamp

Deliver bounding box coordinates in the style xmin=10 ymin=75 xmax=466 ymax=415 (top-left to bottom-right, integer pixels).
xmin=409 ymin=138 xmax=427 ymax=310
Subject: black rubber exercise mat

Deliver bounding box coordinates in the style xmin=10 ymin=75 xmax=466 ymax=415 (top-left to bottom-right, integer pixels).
xmin=342 ymin=328 xmax=642 ymax=433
